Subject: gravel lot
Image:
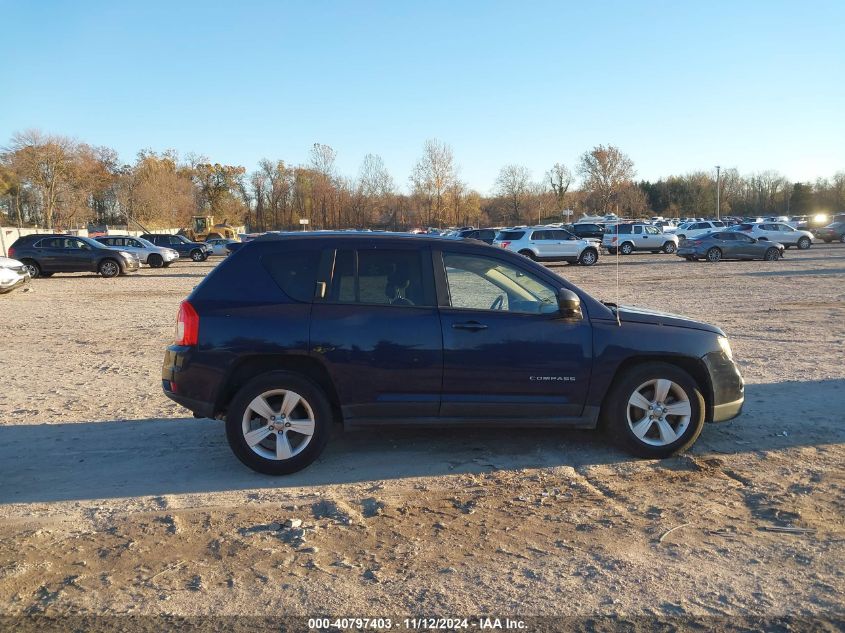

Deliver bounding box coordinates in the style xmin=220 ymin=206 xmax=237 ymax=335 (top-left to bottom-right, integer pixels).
xmin=1 ymin=244 xmax=844 ymax=627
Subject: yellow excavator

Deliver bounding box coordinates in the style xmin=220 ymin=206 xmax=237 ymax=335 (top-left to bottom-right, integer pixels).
xmin=179 ymin=216 xmax=239 ymax=242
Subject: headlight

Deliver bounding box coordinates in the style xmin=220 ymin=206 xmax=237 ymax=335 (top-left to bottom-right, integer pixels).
xmin=119 ymin=251 xmax=134 ymax=260
xmin=718 ymin=336 xmax=733 ymax=360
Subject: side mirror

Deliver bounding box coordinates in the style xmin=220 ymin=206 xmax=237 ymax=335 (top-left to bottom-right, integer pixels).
xmin=557 ymin=288 xmax=582 ymax=319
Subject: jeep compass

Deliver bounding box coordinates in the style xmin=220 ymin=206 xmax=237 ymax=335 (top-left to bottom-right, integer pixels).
xmin=162 ymin=233 xmax=744 ymax=474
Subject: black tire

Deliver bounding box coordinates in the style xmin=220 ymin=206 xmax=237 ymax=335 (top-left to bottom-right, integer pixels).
xmin=148 ymin=254 xmax=164 ymax=268
xmin=518 ymin=249 xmax=538 ymax=261
xmin=190 ymin=249 xmax=205 ymax=262
xmin=606 ymin=247 xmax=618 ymax=255
xmin=620 ymin=242 xmax=634 ymax=255
xmin=20 ymin=259 xmax=41 ymax=279
xmin=40 ymin=272 xmax=54 ymax=277
xmin=706 ymin=247 xmax=722 ymax=263
xmin=226 ymin=371 xmax=332 ymax=475
xmin=824 ymin=239 xmax=833 ymax=244
xmin=662 ymin=241 xmax=677 ymax=254
xmin=579 ymin=248 xmax=598 ymax=266
xmin=602 ymin=362 xmax=705 ymax=459
xmin=764 ymin=247 xmax=780 ymax=261
xmin=683 ymin=256 xmax=695 ymax=262
xmin=797 ymin=236 xmax=811 ymax=250
xmin=99 ymin=259 xmax=121 ymax=278
xmin=677 ymin=234 xmax=686 ymax=241
xmin=840 ymin=234 xmax=845 ymax=244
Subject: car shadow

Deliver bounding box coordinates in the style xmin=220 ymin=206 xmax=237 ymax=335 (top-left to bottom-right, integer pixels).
xmin=742 ymin=267 xmax=845 ymax=277
xmin=1 ymin=379 xmax=842 ymax=504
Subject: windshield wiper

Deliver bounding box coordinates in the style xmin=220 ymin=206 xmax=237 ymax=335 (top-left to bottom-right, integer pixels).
xmin=602 ymin=301 xmax=622 ymax=327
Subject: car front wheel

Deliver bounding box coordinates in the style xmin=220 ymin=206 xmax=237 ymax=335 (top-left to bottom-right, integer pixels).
xmin=226 ymin=371 xmax=332 ymax=475
xmin=579 ymin=249 xmax=598 ymax=266
xmin=603 ymin=362 xmax=705 ymax=458
xmin=764 ymin=247 xmax=780 ymax=261
xmin=662 ymin=242 xmax=676 ymax=254
xmin=190 ymin=249 xmax=205 ymax=262
xmin=148 ymin=254 xmax=164 ymax=268
xmin=99 ymin=259 xmax=120 ymax=278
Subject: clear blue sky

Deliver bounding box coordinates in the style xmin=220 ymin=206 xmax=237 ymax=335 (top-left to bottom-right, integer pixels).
xmin=1 ymin=0 xmax=843 ymax=193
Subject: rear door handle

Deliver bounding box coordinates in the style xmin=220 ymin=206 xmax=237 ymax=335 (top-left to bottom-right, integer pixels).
xmin=452 ymin=321 xmax=488 ymax=331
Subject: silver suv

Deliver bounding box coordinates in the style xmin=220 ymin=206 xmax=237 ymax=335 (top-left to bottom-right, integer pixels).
xmin=602 ymin=223 xmax=679 ymax=255
xmin=493 ymin=227 xmax=600 ymax=265
xmin=95 ymin=235 xmax=180 ymax=268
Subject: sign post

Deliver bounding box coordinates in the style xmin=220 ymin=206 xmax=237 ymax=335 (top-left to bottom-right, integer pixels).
xmin=299 ymin=218 xmax=310 ymax=231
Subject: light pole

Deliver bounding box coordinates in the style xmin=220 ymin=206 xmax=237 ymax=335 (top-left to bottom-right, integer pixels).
xmin=715 ymin=165 xmax=721 ymax=220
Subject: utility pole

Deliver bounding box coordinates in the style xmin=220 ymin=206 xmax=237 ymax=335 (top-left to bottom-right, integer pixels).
xmin=715 ymin=165 xmax=721 ymax=220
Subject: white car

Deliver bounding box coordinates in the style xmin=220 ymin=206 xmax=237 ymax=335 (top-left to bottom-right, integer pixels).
xmin=730 ymin=222 xmax=814 ymax=249
xmin=205 ymin=238 xmax=238 ymax=256
xmin=667 ymin=220 xmax=727 ymax=241
xmin=493 ymin=227 xmax=600 ymax=265
xmin=94 ymin=235 xmax=180 ymax=267
xmin=0 ymin=256 xmax=31 ymax=294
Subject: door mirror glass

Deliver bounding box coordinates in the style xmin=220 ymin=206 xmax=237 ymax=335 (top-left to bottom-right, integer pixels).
xmin=557 ymin=288 xmax=582 ymax=319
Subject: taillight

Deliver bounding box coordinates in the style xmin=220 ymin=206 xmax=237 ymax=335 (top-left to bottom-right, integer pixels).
xmin=692 ymin=240 xmax=703 ymax=246
xmin=175 ymin=300 xmax=199 ymax=345
xmin=7 ymin=246 xmax=15 ymax=259
xmin=500 ymin=241 xmax=511 ymax=249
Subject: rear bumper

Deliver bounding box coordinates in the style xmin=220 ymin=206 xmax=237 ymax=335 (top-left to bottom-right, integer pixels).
xmin=161 ymin=345 xmax=216 ymax=417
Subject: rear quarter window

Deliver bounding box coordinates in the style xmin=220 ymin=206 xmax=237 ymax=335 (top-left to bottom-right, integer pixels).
xmin=496 ymin=231 xmax=525 ymax=241
xmin=261 ymin=250 xmax=321 ymax=302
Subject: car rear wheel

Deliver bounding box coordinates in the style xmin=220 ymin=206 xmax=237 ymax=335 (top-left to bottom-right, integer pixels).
xmin=518 ymin=249 xmax=538 ymax=261
xmin=20 ymin=259 xmax=41 ymax=279
xmin=840 ymin=235 xmax=845 ymax=244
xmin=662 ymin=242 xmax=676 ymax=254
xmin=797 ymin=236 xmax=811 ymax=250
xmin=603 ymin=362 xmax=705 ymax=458
xmin=764 ymin=247 xmax=780 ymax=261
xmin=148 ymin=254 xmax=164 ymax=268
xmin=190 ymin=249 xmax=205 ymax=262
xmin=620 ymin=242 xmax=634 ymax=255
xmin=99 ymin=259 xmax=120 ymax=278
xmin=579 ymin=249 xmax=598 ymax=266
xmin=226 ymin=371 xmax=332 ymax=475
xmin=706 ymin=247 xmax=722 ymax=262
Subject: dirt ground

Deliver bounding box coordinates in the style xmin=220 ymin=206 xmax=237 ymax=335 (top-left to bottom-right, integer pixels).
xmin=1 ymin=244 xmax=844 ymax=629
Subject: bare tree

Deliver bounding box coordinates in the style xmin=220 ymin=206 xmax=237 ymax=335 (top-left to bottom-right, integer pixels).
xmin=409 ymin=139 xmax=455 ymax=227
xmin=547 ymin=163 xmax=572 ymax=210
xmin=495 ymin=164 xmax=532 ymax=224
xmin=578 ymin=145 xmax=635 ymax=214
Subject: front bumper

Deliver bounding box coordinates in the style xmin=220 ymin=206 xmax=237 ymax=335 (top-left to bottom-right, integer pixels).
xmin=702 ymin=351 xmax=744 ymax=422
xmin=0 ymin=272 xmax=30 ymax=293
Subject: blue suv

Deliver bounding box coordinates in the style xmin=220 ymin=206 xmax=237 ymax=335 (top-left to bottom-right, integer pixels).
xmin=162 ymin=233 xmax=744 ymax=474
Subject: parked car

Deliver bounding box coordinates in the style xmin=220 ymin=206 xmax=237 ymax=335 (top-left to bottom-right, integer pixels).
xmin=602 ymin=223 xmax=679 ymax=254
xmin=493 ymin=227 xmax=600 ymax=265
xmin=141 ymin=233 xmax=212 ymax=261
xmin=811 ymin=222 xmax=845 ymax=243
xmin=676 ymin=232 xmax=784 ymax=262
xmin=95 ymin=235 xmax=179 ymax=267
xmin=161 ymin=232 xmax=744 ymax=474
xmin=666 ymin=220 xmax=727 ymax=241
xmin=565 ymin=223 xmax=605 ymax=240
xmin=450 ymin=228 xmax=497 ymax=244
xmin=0 ymin=256 xmax=30 ymax=293
xmin=8 ymin=234 xmax=140 ymax=278
xmin=205 ymin=238 xmax=239 ymax=255
xmin=729 ymin=222 xmax=814 ymax=249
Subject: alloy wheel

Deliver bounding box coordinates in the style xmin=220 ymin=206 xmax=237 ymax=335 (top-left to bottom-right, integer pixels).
xmin=706 ymin=248 xmax=721 ymax=262
xmin=241 ymin=389 xmax=316 ymax=461
xmin=23 ymin=263 xmax=39 ymax=278
xmin=581 ymin=250 xmax=597 ymax=265
xmin=100 ymin=261 xmax=119 ymax=277
xmin=626 ymin=379 xmax=692 ymax=447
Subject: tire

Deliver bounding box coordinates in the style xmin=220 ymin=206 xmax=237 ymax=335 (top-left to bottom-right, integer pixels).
xmin=518 ymin=249 xmax=538 ymax=261
xmin=148 ymin=254 xmax=164 ymax=268
xmin=677 ymin=235 xmax=686 ymax=241
xmin=683 ymin=256 xmax=695 ymax=262
xmin=840 ymin=234 xmax=845 ymax=244
xmin=40 ymin=272 xmax=54 ymax=277
xmin=602 ymin=362 xmax=705 ymax=459
xmin=824 ymin=239 xmax=832 ymax=244
xmin=226 ymin=371 xmax=332 ymax=475
xmin=662 ymin=242 xmax=677 ymax=254
xmin=99 ymin=259 xmax=120 ymax=278
xmin=606 ymin=247 xmax=618 ymax=255
xmin=620 ymin=242 xmax=634 ymax=255
xmin=20 ymin=259 xmax=41 ymax=279
xmin=764 ymin=247 xmax=780 ymax=261
xmin=163 ymin=262 xmax=172 ymax=268
xmin=797 ymin=236 xmax=811 ymax=250
xmin=579 ymin=248 xmax=598 ymax=266
xmin=706 ymin=247 xmax=722 ymax=263
xmin=190 ymin=249 xmax=205 ymax=262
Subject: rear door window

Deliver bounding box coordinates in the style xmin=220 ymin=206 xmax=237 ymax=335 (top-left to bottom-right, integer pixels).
xmin=329 ymin=249 xmax=431 ymax=307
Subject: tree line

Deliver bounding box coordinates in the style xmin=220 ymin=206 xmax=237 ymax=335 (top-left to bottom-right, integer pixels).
xmin=1 ymin=130 xmax=842 ymax=231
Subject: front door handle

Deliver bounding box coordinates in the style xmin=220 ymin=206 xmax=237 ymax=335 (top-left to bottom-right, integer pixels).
xmin=452 ymin=321 xmax=488 ymax=331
